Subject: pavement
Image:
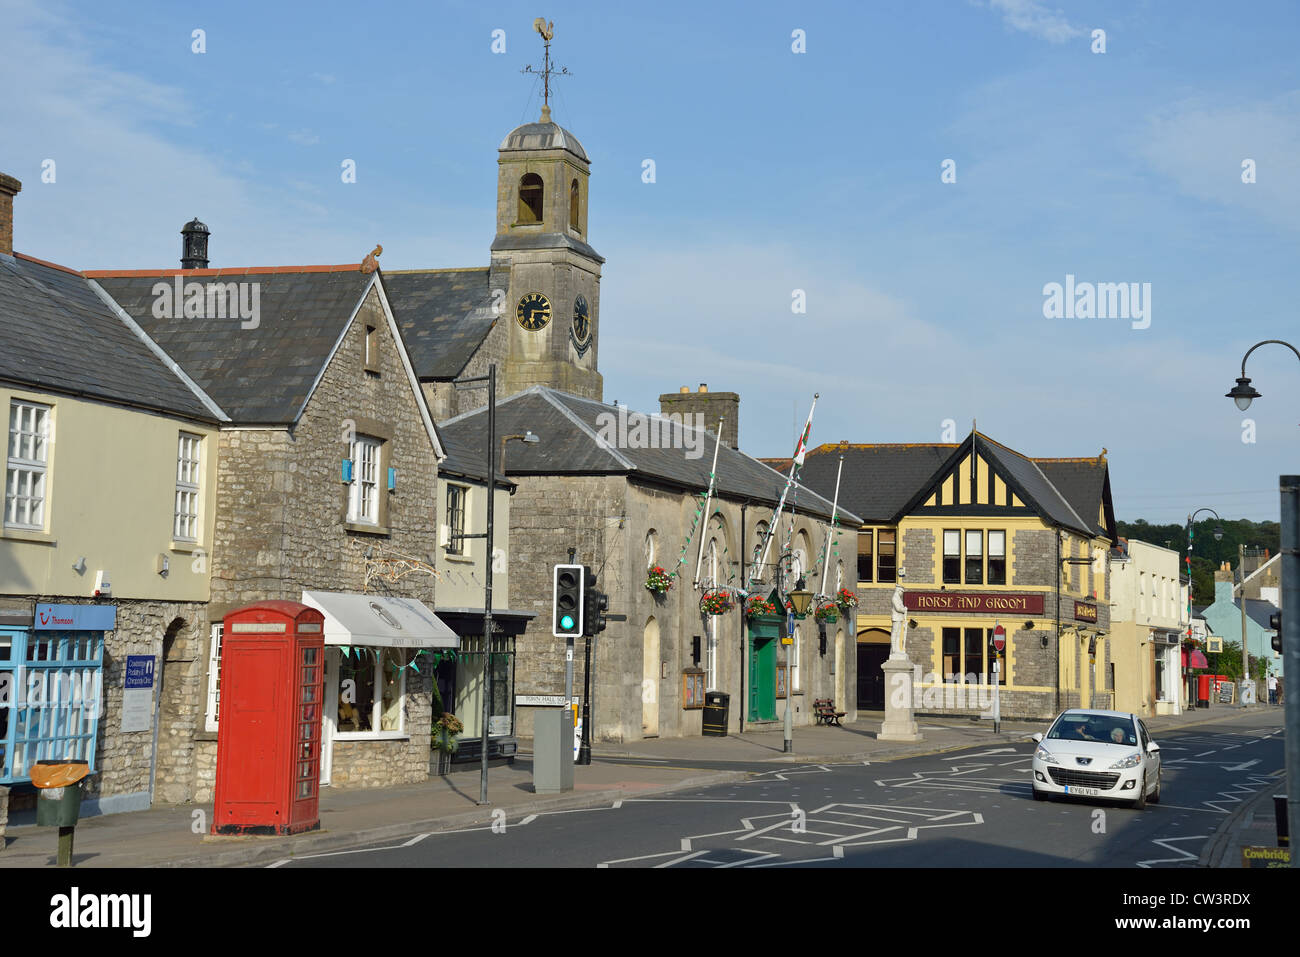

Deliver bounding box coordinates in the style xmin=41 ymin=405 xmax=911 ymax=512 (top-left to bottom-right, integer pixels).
xmin=0 ymin=702 xmax=1282 ymax=868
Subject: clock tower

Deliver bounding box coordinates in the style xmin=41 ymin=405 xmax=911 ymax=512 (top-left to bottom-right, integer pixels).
xmin=491 ymin=102 xmax=604 ymax=402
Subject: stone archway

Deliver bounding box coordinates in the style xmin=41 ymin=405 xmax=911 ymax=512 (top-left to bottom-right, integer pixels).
xmin=857 ymin=628 xmax=891 ymax=712
xmin=153 ymin=616 xmax=198 ymax=805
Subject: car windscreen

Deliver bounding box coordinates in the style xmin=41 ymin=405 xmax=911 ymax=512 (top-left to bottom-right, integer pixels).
xmin=1046 ymin=714 xmax=1137 ymax=746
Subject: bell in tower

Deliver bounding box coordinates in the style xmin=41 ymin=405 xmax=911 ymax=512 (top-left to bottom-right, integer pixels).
xmin=491 ymin=20 xmax=604 ymax=402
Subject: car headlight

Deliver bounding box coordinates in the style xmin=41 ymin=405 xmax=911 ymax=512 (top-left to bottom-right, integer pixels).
xmin=1109 ymin=752 xmax=1142 ymax=769
xmin=1034 ymin=745 xmax=1058 ymax=764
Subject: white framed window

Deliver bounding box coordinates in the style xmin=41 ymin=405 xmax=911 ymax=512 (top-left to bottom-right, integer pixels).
xmin=174 ymin=432 xmax=201 ymax=542
xmin=334 ymin=647 xmax=406 ymax=738
xmin=204 ymin=623 xmax=223 ymax=732
xmin=445 ymin=484 xmax=467 ymax=555
xmin=5 ymin=400 xmax=50 ymax=529
xmin=348 ymin=435 xmax=381 ymax=524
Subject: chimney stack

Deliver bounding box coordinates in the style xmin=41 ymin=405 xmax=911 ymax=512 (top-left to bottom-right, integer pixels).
xmin=659 ymin=383 xmax=740 ymax=450
xmin=181 ymin=217 xmax=210 ymax=269
xmin=0 ymin=173 xmax=21 ymax=256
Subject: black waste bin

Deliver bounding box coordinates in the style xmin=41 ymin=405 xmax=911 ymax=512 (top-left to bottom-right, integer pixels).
xmin=703 ymin=691 xmax=730 ymax=737
xmin=33 ymin=760 xmax=89 ymax=828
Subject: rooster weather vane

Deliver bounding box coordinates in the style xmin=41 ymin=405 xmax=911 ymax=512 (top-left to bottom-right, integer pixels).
xmin=522 ymin=17 xmax=570 ymax=121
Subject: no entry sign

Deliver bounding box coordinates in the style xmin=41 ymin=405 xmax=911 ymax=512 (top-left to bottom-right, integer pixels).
xmin=992 ymin=623 xmax=1006 ymax=653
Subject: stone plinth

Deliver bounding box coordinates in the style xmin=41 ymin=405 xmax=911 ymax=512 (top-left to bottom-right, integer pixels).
xmin=878 ymin=654 xmax=923 ymax=742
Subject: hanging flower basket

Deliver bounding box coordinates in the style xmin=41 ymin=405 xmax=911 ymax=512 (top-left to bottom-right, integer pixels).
xmin=431 ymin=713 xmax=463 ymax=755
xmin=745 ymin=595 xmax=778 ymax=619
xmin=700 ymin=589 xmax=733 ymax=616
xmin=814 ymin=602 xmax=839 ymax=623
xmin=835 ymin=588 xmax=859 ymax=610
xmin=645 ymin=565 xmax=673 ymax=594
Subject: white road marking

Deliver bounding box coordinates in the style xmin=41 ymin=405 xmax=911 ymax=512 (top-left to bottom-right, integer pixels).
xmin=1136 ymin=835 xmax=1208 ymax=868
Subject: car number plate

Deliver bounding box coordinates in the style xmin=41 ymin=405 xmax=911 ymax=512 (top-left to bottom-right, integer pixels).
xmin=1064 ymin=786 xmax=1100 ymax=796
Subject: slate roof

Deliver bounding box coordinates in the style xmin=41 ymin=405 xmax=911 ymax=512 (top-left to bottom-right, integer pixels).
xmin=437 ymin=427 xmax=513 ymax=488
xmin=438 ymin=387 xmax=858 ymax=523
xmin=89 ymin=266 xmax=371 ymax=425
xmin=796 ymin=444 xmax=957 ymax=524
xmin=797 ymin=432 xmax=1112 ymax=539
xmin=382 ymin=268 xmax=497 ymax=380
xmin=0 ymin=253 xmax=216 ymax=421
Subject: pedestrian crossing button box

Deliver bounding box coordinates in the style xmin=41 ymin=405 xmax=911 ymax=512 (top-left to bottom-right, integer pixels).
xmin=213 ymin=601 xmax=325 ymax=835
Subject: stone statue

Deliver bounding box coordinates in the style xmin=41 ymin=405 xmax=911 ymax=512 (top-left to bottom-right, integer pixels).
xmin=888 ymin=567 xmax=907 ymax=655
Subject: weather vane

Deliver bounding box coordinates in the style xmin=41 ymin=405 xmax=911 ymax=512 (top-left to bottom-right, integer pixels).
xmin=522 ymin=17 xmax=570 ymax=122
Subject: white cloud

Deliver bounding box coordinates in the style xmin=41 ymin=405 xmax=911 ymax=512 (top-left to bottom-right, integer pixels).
xmin=983 ymin=0 xmax=1085 ymax=44
xmin=1138 ymin=93 xmax=1300 ymax=230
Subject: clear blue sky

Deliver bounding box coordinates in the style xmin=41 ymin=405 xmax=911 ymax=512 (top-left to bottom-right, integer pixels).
xmin=3 ymin=0 xmax=1297 ymax=524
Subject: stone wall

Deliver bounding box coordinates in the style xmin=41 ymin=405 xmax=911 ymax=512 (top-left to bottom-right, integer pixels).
xmin=507 ymin=473 xmax=855 ymax=742
xmin=195 ymin=285 xmax=441 ymax=796
xmin=419 ymin=319 xmax=510 ymax=421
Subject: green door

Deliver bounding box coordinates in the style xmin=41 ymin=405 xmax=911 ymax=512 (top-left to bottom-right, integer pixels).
xmin=748 ymin=617 xmax=779 ymax=722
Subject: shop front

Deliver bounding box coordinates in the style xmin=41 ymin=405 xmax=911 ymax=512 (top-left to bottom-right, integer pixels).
xmin=433 ymin=608 xmax=535 ymax=765
xmin=0 ymin=603 xmax=111 ymax=787
xmin=302 ymin=591 xmax=458 ymax=787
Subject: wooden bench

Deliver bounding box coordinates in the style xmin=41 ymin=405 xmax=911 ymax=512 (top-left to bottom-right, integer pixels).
xmin=813 ymin=698 xmax=846 ymax=727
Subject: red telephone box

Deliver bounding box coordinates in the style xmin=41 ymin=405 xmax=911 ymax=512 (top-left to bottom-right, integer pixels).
xmin=213 ymin=601 xmax=325 ymax=835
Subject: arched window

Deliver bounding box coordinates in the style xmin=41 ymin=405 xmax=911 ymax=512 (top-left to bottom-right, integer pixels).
xmin=518 ymin=173 xmax=544 ymax=224
xmin=569 ymin=179 xmax=581 ymax=233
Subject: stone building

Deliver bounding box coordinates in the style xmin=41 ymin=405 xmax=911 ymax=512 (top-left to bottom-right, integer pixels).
xmin=1 ymin=181 xmax=224 ymax=816
xmin=88 ymin=255 xmax=447 ymax=800
xmin=794 ymin=431 xmax=1117 ymax=720
xmin=439 ymin=387 xmax=861 ymax=743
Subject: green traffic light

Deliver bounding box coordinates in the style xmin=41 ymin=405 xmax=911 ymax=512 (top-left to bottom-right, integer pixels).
xmin=561 ymin=614 xmax=575 ymax=631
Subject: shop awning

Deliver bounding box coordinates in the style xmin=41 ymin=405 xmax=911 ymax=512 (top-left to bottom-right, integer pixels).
xmin=301 ymin=591 xmax=459 ymax=649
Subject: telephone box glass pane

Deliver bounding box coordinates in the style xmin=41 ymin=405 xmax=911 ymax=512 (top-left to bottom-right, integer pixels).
xmin=303 ymin=647 xmax=318 ymax=665
xmin=302 ymin=703 xmax=316 ymax=722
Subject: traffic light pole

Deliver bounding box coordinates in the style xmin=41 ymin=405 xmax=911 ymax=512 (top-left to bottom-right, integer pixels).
xmin=1280 ymin=475 xmax=1298 ymax=867
xmin=577 ymin=634 xmax=593 ymax=765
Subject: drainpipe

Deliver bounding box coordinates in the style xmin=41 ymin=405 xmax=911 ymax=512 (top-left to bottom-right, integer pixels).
xmin=739 ymin=502 xmax=747 ymax=734
xmin=1055 ymin=529 xmax=1062 ymax=714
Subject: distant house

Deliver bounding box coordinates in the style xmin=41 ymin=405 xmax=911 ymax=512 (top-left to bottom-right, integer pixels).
xmin=1196 ymin=564 xmax=1282 ymax=682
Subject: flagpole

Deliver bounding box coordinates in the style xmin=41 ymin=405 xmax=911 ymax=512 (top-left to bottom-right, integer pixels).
xmin=693 ymin=417 xmax=725 ymax=588
xmin=755 ymin=394 xmax=818 ymax=585
xmin=818 ymin=454 xmax=844 ymax=598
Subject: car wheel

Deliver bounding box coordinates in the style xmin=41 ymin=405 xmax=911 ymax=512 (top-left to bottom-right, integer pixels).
xmin=1149 ymin=768 xmax=1160 ymax=805
xmin=1132 ymin=772 xmax=1147 ymax=810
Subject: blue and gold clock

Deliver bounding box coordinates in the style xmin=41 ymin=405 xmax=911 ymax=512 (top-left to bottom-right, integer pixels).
xmin=516 ymin=292 xmax=551 ymax=331
xmin=572 ymin=295 xmax=590 ymax=344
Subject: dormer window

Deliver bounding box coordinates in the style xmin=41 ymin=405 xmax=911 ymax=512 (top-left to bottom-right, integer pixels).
xmin=519 ymin=173 xmax=544 ymax=223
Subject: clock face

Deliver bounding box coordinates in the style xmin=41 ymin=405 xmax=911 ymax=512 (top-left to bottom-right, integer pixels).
xmin=516 ymin=292 xmax=551 ymax=331
xmin=572 ymin=294 xmax=590 ymax=343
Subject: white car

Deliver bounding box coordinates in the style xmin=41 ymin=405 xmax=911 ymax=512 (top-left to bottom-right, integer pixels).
xmin=1030 ymin=709 xmax=1161 ymax=809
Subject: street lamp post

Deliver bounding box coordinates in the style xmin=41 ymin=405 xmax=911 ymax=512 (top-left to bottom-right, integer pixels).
xmin=1186 ymin=508 xmax=1224 ymax=711
xmin=1225 ymin=340 xmax=1300 ymax=866
xmin=785 ymin=575 xmax=814 ymax=754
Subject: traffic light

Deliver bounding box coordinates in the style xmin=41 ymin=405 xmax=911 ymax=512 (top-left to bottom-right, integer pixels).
xmin=582 ymin=567 xmax=608 ymax=636
xmin=1271 ymin=612 xmax=1282 ymax=654
xmin=553 ymin=563 xmax=584 ymax=638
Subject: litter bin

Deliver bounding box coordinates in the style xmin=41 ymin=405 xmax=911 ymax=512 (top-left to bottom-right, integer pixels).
xmin=703 ymin=691 xmax=730 ymax=737
xmin=1196 ymin=674 xmax=1210 ymax=709
xmin=31 ymin=760 xmax=89 ymax=866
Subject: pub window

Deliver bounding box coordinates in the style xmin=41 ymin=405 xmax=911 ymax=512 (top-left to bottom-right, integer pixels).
xmin=988 ymin=530 xmax=1007 ymax=585
xmin=942 ymin=529 xmax=961 ymax=584
xmin=942 ymin=628 xmax=961 ymax=683
xmin=877 ymin=529 xmax=897 ymax=583
xmin=857 ymin=530 xmax=873 ymax=583
xmin=518 ymin=173 xmax=544 ymax=223
xmin=964 ymin=529 xmax=983 ymax=584
xmin=964 ymin=628 xmax=987 ymax=682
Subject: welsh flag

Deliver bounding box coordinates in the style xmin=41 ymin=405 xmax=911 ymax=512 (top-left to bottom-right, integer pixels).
xmin=792 ymin=395 xmax=818 ymax=467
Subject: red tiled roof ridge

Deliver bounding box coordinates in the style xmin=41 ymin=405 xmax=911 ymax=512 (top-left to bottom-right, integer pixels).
xmin=13 ymin=251 xmax=83 ymax=276
xmin=809 ymin=442 xmax=960 ymax=452
xmin=81 ymin=263 xmax=363 ymax=278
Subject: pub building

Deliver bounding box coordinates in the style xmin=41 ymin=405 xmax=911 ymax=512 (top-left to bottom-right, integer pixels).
xmin=797 ymin=431 xmax=1117 ymax=719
